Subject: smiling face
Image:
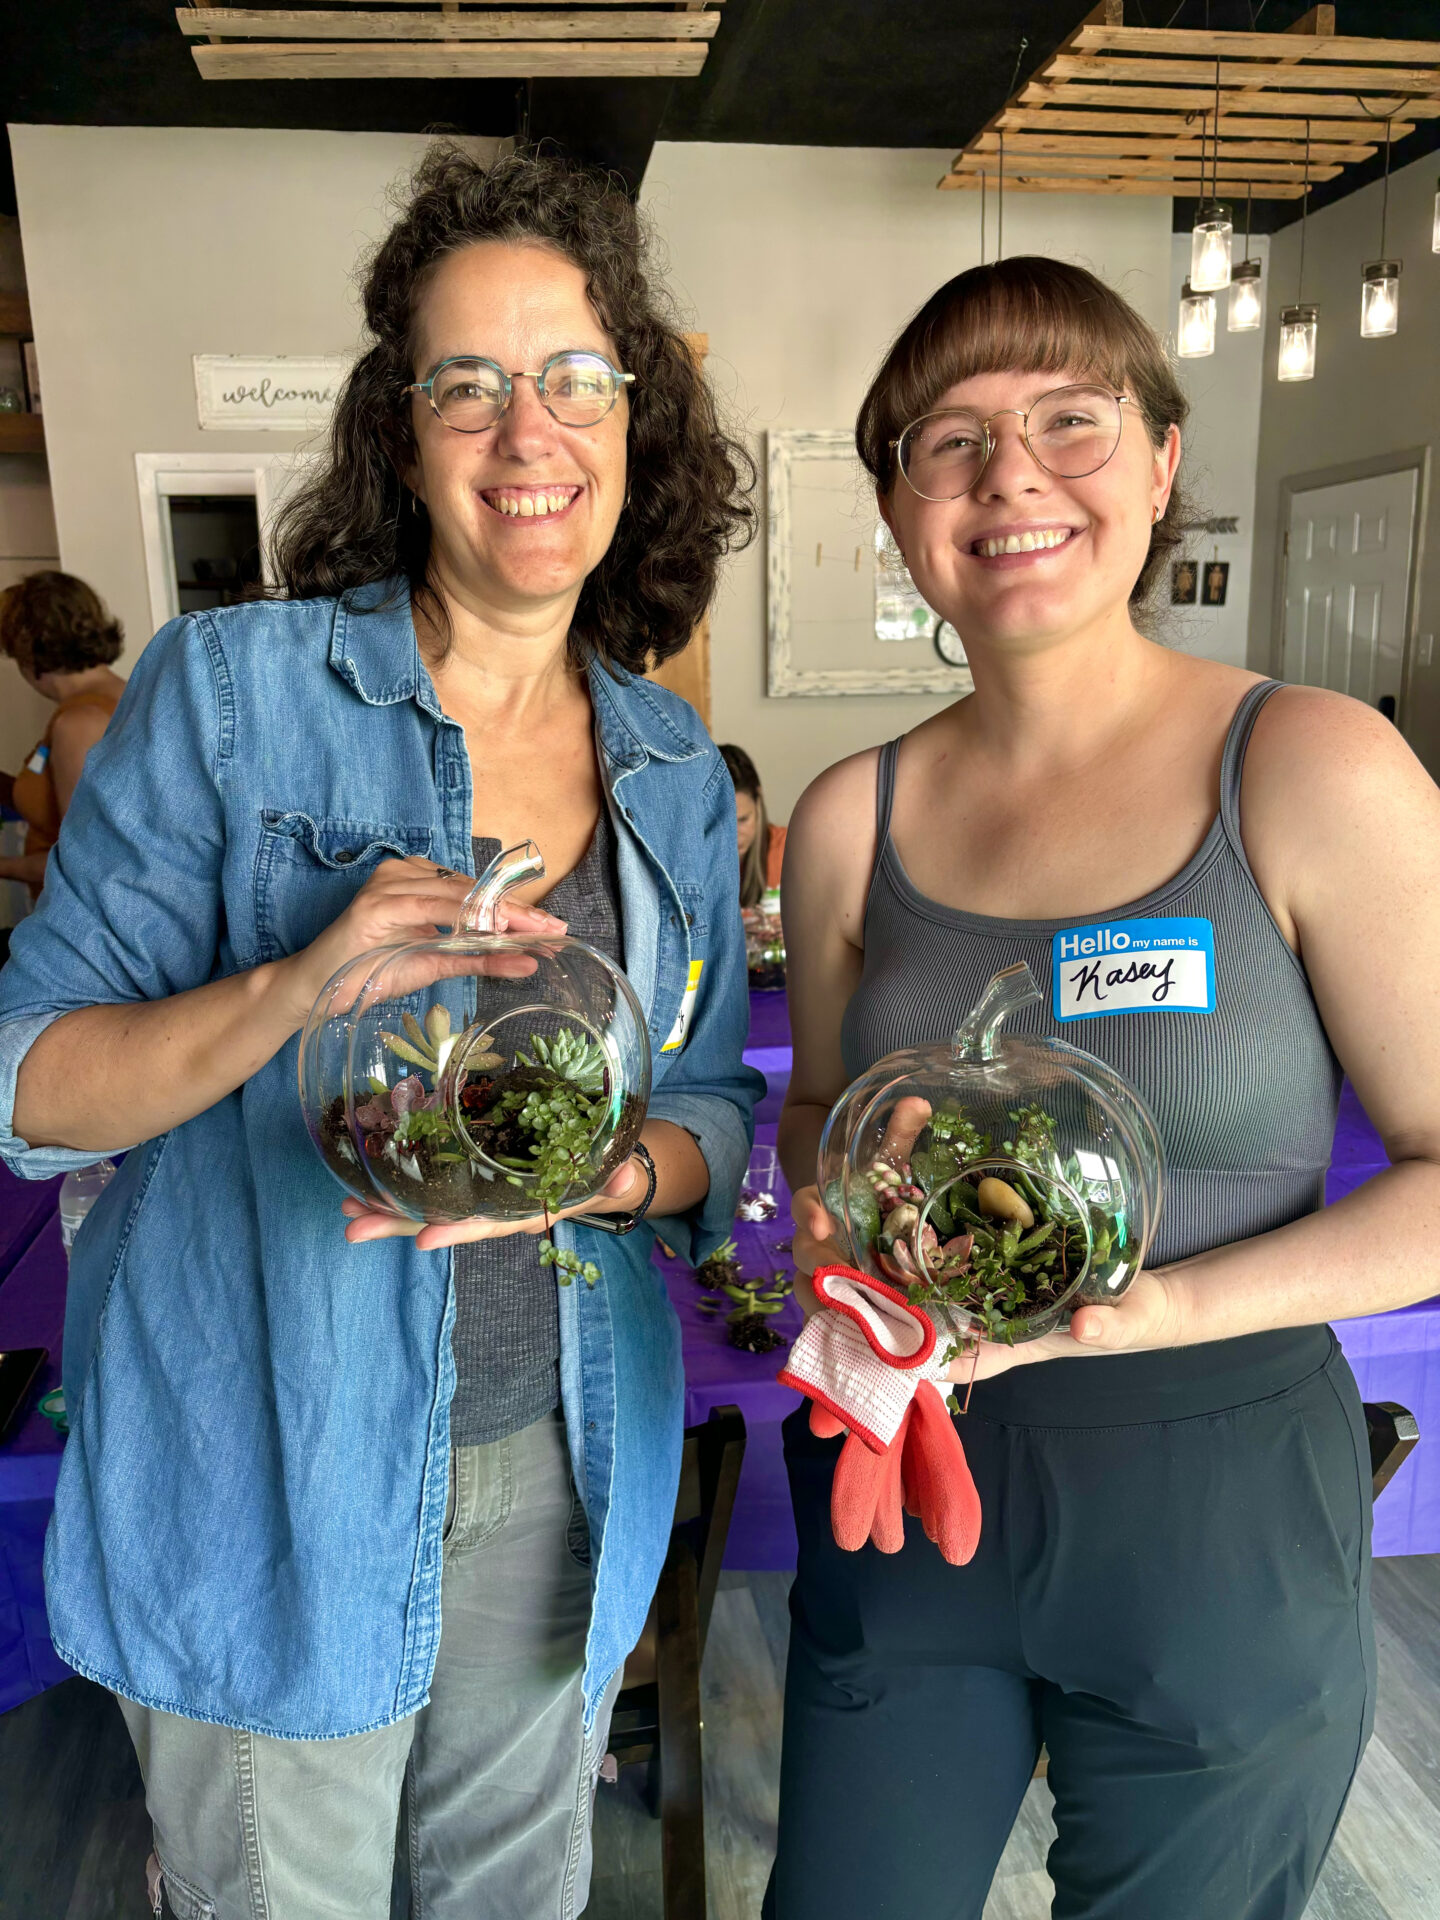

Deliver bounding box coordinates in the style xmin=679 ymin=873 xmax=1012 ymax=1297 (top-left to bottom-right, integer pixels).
xmin=404 ymin=239 xmax=628 ymax=618
xmin=881 ymin=366 xmax=1179 ymax=659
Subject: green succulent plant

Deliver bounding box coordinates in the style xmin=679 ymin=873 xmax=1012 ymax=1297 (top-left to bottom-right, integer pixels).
xmin=516 ymin=1028 xmax=608 ymax=1094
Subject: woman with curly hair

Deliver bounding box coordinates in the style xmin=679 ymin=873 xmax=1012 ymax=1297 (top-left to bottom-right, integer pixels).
xmin=0 ymin=147 xmax=759 ymax=1917
xmin=0 ymin=571 xmax=125 ymax=897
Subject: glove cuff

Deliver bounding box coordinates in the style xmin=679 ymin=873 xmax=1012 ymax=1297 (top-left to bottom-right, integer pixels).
xmin=811 ymin=1263 xmax=937 ymax=1371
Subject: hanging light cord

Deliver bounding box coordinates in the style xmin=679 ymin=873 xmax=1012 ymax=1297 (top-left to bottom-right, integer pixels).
xmin=1298 ymin=117 xmax=1310 ymax=299
xmin=1380 ymin=115 xmax=1393 ymax=255
xmin=996 ymin=37 xmax=1029 ymax=264
xmin=1245 ymin=181 xmax=1253 ymax=263
xmin=1213 ymin=58 xmax=1222 ymax=202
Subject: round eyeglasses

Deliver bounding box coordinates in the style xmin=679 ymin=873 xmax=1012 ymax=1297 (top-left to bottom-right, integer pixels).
xmin=407 ymin=350 xmax=635 ymax=434
xmin=894 ymin=385 xmax=1131 ymax=502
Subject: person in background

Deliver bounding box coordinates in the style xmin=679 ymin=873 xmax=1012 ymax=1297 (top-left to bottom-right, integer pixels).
xmin=0 ymin=572 xmax=125 ymax=898
xmin=720 ymin=742 xmax=786 ymax=907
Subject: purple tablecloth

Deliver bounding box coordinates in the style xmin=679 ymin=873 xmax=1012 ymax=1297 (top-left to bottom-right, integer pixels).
xmin=0 ymin=1216 xmax=73 ymax=1711
xmin=0 ymin=993 xmax=1433 ymax=1712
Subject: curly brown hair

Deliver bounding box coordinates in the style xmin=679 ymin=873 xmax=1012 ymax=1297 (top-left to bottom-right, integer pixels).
xmin=269 ymin=145 xmax=755 ymax=670
xmin=855 ymin=257 xmax=1192 ymax=610
xmin=0 ymin=571 xmax=124 ymax=678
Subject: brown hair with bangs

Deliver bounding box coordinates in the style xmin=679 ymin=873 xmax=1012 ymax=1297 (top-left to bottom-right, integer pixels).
xmin=856 ymin=257 xmax=1190 ymax=608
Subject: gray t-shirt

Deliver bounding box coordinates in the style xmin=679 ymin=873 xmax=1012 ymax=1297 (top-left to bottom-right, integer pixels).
xmin=449 ymin=809 xmax=625 ymax=1447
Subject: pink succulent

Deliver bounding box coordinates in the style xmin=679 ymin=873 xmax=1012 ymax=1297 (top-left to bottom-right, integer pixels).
xmin=390 ymin=1075 xmax=426 ymax=1115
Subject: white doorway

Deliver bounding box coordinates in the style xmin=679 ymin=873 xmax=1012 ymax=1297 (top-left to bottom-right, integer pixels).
xmin=1278 ymin=457 xmax=1425 ymax=723
xmin=134 ymin=452 xmax=316 ymax=635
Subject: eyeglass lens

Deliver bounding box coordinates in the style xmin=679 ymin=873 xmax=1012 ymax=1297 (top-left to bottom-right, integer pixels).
xmin=428 ymin=352 xmax=622 ymax=432
xmin=898 ymin=385 xmax=1123 ymax=501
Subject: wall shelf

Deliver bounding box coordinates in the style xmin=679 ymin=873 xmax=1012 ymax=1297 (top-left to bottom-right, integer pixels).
xmin=0 ymin=415 xmax=45 ymax=453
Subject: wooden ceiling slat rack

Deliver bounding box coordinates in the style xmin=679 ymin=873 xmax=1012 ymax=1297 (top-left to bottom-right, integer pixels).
xmin=941 ymin=2 xmax=1440 ymax=199
xmin=178 ymin=0 xmax=722 ymax=79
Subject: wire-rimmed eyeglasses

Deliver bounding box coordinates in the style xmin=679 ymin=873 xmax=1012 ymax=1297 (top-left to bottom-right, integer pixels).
xmin=407 ymin=350 xmax=635 ymax=434
xmin=893 ymin=385 xmax=1132 ymax=501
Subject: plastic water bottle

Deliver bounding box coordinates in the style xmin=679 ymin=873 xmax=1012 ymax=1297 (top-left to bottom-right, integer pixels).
xmin=59 ymin=1159 xmax=116 ymax=1257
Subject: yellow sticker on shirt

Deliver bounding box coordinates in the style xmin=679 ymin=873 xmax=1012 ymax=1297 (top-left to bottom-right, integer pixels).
xmin=662 ymin=959 xmax=703 ymax=1053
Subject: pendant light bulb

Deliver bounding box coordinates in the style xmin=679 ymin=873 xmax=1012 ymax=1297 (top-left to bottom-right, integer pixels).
xmin=1190 ymin=202 xmax=1234 ymax=292
xmin=1360 ymin=260 xmax=1401 ymax=339
xmin=1277 ymin=304 xmax=1318 ymax=382
xmin=1228 ymin=259 xmax=1263 ymax=332
xmin=1177 ymin=281 xmax=1217 ymax=358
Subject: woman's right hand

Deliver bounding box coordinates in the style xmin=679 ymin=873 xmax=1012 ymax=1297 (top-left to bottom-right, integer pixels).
xmin=272 ymin=857 xmax=567 ymax=1026
xmin=790 ymin=1183 xmax=851 ymax=1319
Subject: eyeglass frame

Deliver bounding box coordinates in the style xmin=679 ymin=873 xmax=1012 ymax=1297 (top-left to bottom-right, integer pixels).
xmin=890 ymin=385 xmax=1134 ymax=501
xmin=406 ymin=350 xmax=636 ymax=434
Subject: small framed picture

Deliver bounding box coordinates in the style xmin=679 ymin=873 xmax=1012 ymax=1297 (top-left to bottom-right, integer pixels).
xmin=1170 ymin=559 xmax=1198 ymax=605
xmin=1203 ymin=560 xmax=1230 ymax=607
xmin=20 ymin=340 xmax=40 ymax=415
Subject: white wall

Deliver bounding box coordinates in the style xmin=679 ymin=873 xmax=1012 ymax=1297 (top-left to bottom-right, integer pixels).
xmin=8 ymin=124 xmax=503 ymax=690
xmin=639 ymin=144 xmax=1175 ymax=818
xmin=1163 ymin=231 xmax=1269 ymax=668
xmin=1248 ymin=151 xmax=1440 ymax=775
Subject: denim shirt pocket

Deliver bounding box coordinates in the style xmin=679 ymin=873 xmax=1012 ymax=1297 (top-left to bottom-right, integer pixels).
xmin=254 ymin=810 xmax=435 ymax=961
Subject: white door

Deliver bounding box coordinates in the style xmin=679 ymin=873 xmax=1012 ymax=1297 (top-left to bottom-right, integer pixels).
xmin=1281 ymin=467 xmax=1418 ymax=716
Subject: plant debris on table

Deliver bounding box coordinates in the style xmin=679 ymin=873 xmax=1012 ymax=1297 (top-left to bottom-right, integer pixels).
xmin=695 ymin=1236 xmax=744 ymax=1292
xmin=830 ymin=1102 xmax=1125 ymax=1345
xmin=696 ymin=1268 xmax=795 ymax=1353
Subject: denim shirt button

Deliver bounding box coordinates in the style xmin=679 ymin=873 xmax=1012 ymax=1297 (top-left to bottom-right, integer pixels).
xmin=334 ymin=850 xmax=357 ymax=864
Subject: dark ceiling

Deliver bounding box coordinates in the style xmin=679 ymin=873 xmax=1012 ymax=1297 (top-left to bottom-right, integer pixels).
xmin=3 ymin=0 xmax=1437 ymax=228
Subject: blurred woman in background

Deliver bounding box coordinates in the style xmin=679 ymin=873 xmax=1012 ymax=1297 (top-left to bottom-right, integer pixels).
xmin=720 ymin=742 xmax=786 ymax=907
xmin=0 ymin=571 xmax=124 ymax=897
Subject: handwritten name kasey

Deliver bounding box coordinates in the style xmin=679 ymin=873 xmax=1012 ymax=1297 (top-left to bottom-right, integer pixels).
xmin=219 ymin=379 xmax=340 ymax=410
xmin=1065 ymin=955 xmax=1177 ymax=1008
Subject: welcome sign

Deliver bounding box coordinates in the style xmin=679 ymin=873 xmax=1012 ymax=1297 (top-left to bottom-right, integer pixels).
xmin=193 ymin=354 xmax=354 ymax=431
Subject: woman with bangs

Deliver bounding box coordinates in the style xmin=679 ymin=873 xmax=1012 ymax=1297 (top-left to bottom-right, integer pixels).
xmin=767 ymin=258 xmax=1440 ymax=1918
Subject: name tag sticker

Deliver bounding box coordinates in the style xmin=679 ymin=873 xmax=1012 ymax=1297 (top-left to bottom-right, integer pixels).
xmin=1052 ymin=917 xmax=1215 ymax=1021
xmin=662 ymin=958 xmax=704 ymax=1053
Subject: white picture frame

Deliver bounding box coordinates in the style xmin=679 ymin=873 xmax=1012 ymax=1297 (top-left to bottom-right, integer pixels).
xmin=134 ymin=451 xmax=319 ymax=633
xmin=766 ymin=428 xmax=973 ymax=698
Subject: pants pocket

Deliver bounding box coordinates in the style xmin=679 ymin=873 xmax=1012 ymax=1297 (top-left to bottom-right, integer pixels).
xmin=155 ymin=1852 xmax=217 ymax=1920
xmin=566 ymin=1486 xmax=593 ymax=1569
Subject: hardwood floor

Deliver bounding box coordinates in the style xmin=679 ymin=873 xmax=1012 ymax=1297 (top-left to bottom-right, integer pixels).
xmin=2 ymin=1558 xmax=1437 ymax=1919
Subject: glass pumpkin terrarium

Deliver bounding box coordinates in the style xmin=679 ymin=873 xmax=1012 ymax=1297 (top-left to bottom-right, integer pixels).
xmin=818 ymin=963 xmax=1163 ymax=1344
xmin=299 ymin=842 xmax=649 ymax=1224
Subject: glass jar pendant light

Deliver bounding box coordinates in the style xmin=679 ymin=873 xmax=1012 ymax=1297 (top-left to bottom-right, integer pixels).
xmin=1278 ymin=305 xmax=1319 ymax=381
xmin=1228 ymin=188 xmax=1262 ymax=331
xmin=1277 ymin=119 xmax=1318 ymax=382
xmin=1191 ymin=203 xmax=1234 ymax=291
xmin=1178 ymin=281 xmax=1217 ymax=357
xmin=1228 ymin=259 xmax=1263 ymax=331
xmin=1190 ymin=75 xmax=1232 ymax=291
xmin=1361 ymin=260 xmax=1401 ymax=337
xmin=1361 ymin=120 xmax=1401 ymax=340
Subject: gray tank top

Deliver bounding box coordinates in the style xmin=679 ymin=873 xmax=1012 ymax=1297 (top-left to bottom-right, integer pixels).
xmin=449 ymin=807 xmax=625 ymax=1447
xmin=843 ymin=681 xmax=1341 ymax=1268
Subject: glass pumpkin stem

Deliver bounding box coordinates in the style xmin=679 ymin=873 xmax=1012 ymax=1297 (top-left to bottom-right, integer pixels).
xmin=952 ymin=962 xmax=1041 ymax=1063
xmin=459 ymin=840 xmax=547 ymax=933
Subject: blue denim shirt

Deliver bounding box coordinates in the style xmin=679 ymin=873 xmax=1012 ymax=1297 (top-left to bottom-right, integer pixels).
xmin=0 ymin=583 xmax=760 ymax=1737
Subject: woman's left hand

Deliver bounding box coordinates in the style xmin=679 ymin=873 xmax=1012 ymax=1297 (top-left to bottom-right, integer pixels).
xmin=341 ymin=1154 xmax=648 ymax=1252
xmin=945 ymin=1269 xmax=1190 ymax=1381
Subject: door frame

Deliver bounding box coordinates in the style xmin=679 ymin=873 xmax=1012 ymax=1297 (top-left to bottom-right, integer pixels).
xmin=134 ymin=451 xmax=315 ymax=634
xmin=1271 ymin=446 xmax=1430 ymax=728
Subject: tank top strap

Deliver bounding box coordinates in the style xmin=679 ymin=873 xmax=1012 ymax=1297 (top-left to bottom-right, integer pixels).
xmin=874 ymin=736 xmax=901 ymax=850
xmin=1218 ymin=679 xmax=1284 ymax=856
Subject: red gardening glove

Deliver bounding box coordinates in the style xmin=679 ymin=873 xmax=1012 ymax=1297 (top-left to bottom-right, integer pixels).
xmin=901 ymin=1379 xmax=982 ymax=1566
xmin=809 ymin=1399 xmax=912 ymax=1554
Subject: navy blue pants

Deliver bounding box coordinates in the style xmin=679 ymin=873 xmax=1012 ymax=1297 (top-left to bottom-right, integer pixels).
xmin=763 ymin=1328 xmax=1374 ymax=1920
